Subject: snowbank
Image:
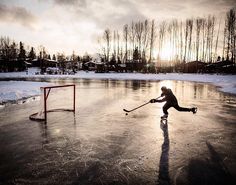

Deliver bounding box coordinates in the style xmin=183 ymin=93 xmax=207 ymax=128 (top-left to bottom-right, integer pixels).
xmin=0 ymin=81 xmax=48 ymax=104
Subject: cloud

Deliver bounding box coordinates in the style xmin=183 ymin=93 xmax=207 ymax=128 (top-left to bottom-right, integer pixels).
xmin=0 ymin=3 xmax=37 ymax=29
xmin=87 ymin=0 xmax=146 ymax=29
xmin=1 ymin=0 xmax=235 ymax=55
xmin=51 ymin=0 xmax=236 ymax=31
xmin=197 ymin=0 xmax=236 ymax=7
xmin=53 ymin=0 xmax=87 ymax=7
xmin=51 ymin=0 xmax=147 ymax=30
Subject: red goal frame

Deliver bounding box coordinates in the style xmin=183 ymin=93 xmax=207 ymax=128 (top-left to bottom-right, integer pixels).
xmin=29 ymin=84 xmax=76 ymax=123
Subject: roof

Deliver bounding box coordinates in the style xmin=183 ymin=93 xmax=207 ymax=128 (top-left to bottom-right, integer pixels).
xmin=85 ymin=60 xmax=104 ymax=65
xmin=45 ymin=59 xmax=59 ymax=63
xmin=24 ymin=61 xmax=32 ymax=65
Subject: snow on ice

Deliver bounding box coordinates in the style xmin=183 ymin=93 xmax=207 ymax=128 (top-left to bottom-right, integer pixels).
xmin=0 ymin=81 xmax=48 ymax=104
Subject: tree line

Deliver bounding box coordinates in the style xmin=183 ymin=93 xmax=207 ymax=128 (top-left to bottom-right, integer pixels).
xmin=0 ymin=37 xmax=82 ymax=72
xmin=99 ymin=8 xmax=236 ymax=65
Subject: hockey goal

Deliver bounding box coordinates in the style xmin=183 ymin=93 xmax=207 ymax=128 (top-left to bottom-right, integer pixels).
xmin=29 ymin=84 xmax=76 ymax=122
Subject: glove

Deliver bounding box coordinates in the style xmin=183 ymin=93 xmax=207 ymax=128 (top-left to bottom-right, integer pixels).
xmin=150 ymin=99 xmax=156 ymax=103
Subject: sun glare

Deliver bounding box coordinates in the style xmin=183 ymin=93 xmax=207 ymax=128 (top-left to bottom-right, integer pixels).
xmin=160 ymin=42 xmax=173 ymax=61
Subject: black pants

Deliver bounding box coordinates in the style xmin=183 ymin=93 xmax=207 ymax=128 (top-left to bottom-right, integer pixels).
xmin=163 ymin=102 xmax=191 ymax=115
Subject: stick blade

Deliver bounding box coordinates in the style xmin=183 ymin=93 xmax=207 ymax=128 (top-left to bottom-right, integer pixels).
xmin=123 ymin=109 xmax=130 ymax=112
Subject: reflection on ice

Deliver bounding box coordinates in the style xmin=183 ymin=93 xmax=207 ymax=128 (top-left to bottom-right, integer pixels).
xmin=158 ymin=120 xmax=170 ymax=185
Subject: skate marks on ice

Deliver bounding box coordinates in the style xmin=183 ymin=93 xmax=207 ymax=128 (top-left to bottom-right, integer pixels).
xmin=69 ymin=131 xmax=152 ymax=185
xmin=174 ymin=141 xmax=234 ymax=185
xmin=157 ymin=119 xmax=171 ymax=185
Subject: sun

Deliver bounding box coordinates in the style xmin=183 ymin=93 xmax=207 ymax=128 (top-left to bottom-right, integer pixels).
xmin=160 ymin=42 xmax=173 ymax=61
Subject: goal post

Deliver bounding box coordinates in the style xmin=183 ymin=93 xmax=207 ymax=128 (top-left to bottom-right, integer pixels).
xmin=29 ymin=84 xmax=76 ymax=123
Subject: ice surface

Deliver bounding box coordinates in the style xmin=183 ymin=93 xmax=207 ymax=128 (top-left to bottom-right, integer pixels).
xmin=0 ymin=79 xmax=235 ymax=185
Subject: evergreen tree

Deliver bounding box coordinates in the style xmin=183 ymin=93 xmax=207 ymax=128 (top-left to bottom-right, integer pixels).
xmin=9 ymin=42 xmax=18 ymax=61
xmin=17 ymin=41 xmax=26 ymax=71
xmin=57 ymin=53 xmax=66 ymax=73
xmin=110 ymin=54 xmax=116 ymax=65
xmin=52 ymin=54 xmax=56 ymax=61
xmin=133 ymin=47 xmax=140 ymax=62
xmin=18 ymin=42 xmax=26 ymax=60
xmin=28 ymin=47 xmax=36 ymax=61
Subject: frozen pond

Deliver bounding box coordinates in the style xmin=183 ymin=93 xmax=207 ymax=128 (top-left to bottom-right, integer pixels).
xmin=0 ymin=79 xmax=236 ymax=185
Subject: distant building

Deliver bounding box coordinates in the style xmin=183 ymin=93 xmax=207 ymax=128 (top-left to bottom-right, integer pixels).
xmin=205 ymin=60 xmax=235 ymax=73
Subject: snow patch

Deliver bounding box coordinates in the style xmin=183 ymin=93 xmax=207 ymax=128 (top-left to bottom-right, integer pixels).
xmin=0 ymin=81 xmax=49 ymax=104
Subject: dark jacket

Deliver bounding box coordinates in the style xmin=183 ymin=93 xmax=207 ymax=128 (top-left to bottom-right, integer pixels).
xmin=157 ymin=88 xmax=177 ymax=104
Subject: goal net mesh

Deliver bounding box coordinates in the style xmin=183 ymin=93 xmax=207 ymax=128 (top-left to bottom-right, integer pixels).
xmin=29 ymin=85 xmax=75 ymax=121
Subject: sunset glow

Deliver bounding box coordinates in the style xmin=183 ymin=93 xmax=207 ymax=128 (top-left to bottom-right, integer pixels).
xmin=159 ymin=42 xmax=174 ymax=61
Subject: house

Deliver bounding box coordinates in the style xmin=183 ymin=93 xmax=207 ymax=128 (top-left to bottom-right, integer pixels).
xmin=44 ymin=59 xmax=59 ymax=68
xmin=183 ymin=61 xmax=206 ymax=73
xmin=204 ymin=60 xmax=235 ymax=73
xmin=83 ymin=54 xmax=107 ymax=72
xmin=173 ymin=61 xmax=206 ymax=73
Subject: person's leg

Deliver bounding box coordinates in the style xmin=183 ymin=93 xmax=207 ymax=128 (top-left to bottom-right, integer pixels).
xmin=163 ymin=103 xmax=172 ymax=115
xmin=173 ymin=103 xmax=192 ymax=112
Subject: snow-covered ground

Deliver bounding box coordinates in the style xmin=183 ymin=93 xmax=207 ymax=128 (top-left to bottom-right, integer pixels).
xmin=0 ymin=81 xmax=48 ymax=104
xmin=0 ymin=67 xmax=235 ymax=103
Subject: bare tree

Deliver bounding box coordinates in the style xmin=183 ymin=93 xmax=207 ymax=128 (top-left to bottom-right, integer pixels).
xmin=210 ymin=16 xmax=216 ymax=63
xmin=135 ymin=21 xmax=144 ymax=61
xmin=103 ymin=29 xmax=111 ymax=62
xmin=205 ymin=15 xmax=215 ymax=63
xmin=225 ymin=8 xmax=236 ymax=62
xmin=149 ymin=20 xmax=155 ymax=63
xmin=187 ymin=19 xmax=193 ymax=62
xmin=117 ymin=31 xmax=120 ymax=62
xmin=142 ymin=20 xmax=149 ymax=62
xmin=123 ymin=24 xmax=128 ymax=63
xmin=183 ymin=20 xmax=189 ymax=63
xmin=167 ymin=23 xmax=173 ymax=61
xmin=129 ymin=21 xmax=136 ymax=59
xmin=113 ymin=30 xmax=117 ymax=61
xmin=214 ymin=19 xmax=221 ymax=61
xmin=172 ymin=20 xmax=178 ymax=62
xmin=158 ymin=21 xmax=167 ymax=60
xmin=0 ymin=36 xmax=12 ymax=60
xmin=222 ymin=20 xmax=227 ymax=60
xmin=38 ymin=45 xmax=47 ymax=60
xmin=195 ymin=18 xmax=203 ymax=61
xmin=179 ymin=21 xmax=184 ymax=62
xmin=201 ymin=18 xmax=206 ymax=62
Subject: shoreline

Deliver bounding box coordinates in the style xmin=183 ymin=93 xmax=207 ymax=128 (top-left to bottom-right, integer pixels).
xmin=0 ymin=71 xmax=236 ymax=105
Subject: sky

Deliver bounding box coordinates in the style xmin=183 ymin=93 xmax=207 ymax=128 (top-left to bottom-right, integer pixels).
xmin=0 ymin=0 xmax=235 ymax=55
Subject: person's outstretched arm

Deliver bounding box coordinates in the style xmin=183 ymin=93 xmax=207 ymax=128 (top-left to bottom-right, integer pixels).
xmin=150 ymin=97 xmax=166 ymax=103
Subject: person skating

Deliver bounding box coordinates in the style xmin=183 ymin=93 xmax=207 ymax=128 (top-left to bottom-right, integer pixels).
xmin=150 ymin=86 xmax=197 ymax=119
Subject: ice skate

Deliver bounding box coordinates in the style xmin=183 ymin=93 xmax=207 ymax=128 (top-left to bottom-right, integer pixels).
xmin=161 ymin=114 xmax=168 ymax=119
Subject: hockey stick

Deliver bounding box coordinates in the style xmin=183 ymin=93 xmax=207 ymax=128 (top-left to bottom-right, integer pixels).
xmin=123 ymin=102 xmax=150 ymax=113
xmin=123 ymin=96 xmax=161 ymax=113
